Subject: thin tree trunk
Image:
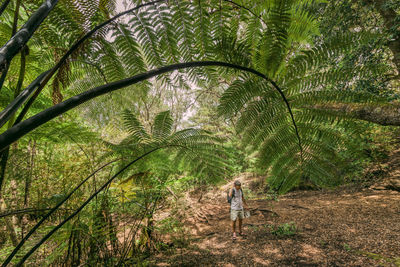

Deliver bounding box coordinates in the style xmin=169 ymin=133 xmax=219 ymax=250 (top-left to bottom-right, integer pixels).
xmin=9 ymin=178 xmax=18 ymax=225
xmin=11 ymin=0 xmax=21 ymax=35
xmin=21 ymin=140 xmax=35 ymax=239
xmin=362 ymin=0 xmax=400 ymax=78
xmin=308 ymin=102 xmax=400 ymax=126
xmin=0 ymin=198 xmax=18 ymax=246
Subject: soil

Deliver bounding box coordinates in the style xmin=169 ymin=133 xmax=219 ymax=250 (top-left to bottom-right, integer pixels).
xmin=150 ymin=177 xmax=400 ymax=266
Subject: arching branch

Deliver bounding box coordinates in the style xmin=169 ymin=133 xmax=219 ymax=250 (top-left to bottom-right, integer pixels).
xmin=11 ymin=148 xmax=159 ymax=267
xmin=0 ymin=207 xmax=72 ymax=218
xmin=2 ymin=157 xmax=122 ymax=266
xmin=0 ymin=61 xmax=302 ymax=158
xmin=0 ymin=0 xmax=166 ymax=128
xmin=0 ymin=0 xmax=266 ymax=130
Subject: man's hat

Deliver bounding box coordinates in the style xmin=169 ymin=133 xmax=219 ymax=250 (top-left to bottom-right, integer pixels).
xmin=234 ymin=180 xmax=241 ymax=186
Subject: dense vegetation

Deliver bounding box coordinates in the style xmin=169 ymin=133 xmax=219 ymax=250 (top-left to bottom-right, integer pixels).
xmin=0 ymin=0 xmax=398 ymax=265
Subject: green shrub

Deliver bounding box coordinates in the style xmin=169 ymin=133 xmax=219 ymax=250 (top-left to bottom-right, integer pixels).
xmin=270 ymin=222 xmax=297 ymax=236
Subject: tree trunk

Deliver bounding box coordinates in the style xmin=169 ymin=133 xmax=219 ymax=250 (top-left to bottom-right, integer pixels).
xmin=362 ymin=0 xmax=400 ymax=78
xmin=21 ymin=140 xmax=35 ymax=239
xmin=308 ymin=102 xmax=400 ymax=126
xmin=0 ymin=198 xmax=18 ymax=246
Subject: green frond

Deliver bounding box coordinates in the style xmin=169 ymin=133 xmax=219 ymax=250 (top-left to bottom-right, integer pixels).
xmin=170 ymin=0 xmax=195 ymax=62
xmin=283 ymin=32 xmax=377 ymax=83
xmin=218 ymin=75 xmax=276 ymax=117
xmin=152 ymin=110 xmax=173 ymax=140
xmin=291 ymin=90 xmax=385 ymax=106
xmin=193 ymin=0 xmax=212 ymax=59
xmin=122 ymin=109 xmax=151 ymax=143
xmin=217 ymin=36 xmax=253 ymax=67
xmin=261 ymin=0 xmax=292 ymax=77
xmin=153 ymin=2 xmax=179 ymax=64
xmin=113 ymin=24 xmax=147 ymax=75
xmin=26 ymin=120 xmax=98 ymax=145
xmin=130 ymin=7 xmax=163 ymax=67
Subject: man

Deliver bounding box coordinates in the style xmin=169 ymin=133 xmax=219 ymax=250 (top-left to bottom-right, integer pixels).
xmin=229 ymin=180 xmax=248 ymax=240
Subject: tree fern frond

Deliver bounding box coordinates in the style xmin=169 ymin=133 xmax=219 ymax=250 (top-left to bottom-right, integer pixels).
xmin=152 ymin=110 xmax=173 ymax=140
xmin=130 ymin=7 xmax=163 ymax=67
xmin=283 ymin=32 xmax=377 ymax=83
xmin=113 ymin=24 xmax=147 ymax=75
xmin=218 ymin=74 xmax=275 ymax=117
xmin=193 ymin=0 xmax=212 ymax=59
xmin=261 ymin=0 xmax=292 ymax=77
xmin=122 ymin=109 xmax=151 ymax=143
xmin=291 ymin=90 xmax=385 ymax=106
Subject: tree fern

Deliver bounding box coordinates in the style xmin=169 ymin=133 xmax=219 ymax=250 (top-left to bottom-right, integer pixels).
xmin=216 ymin=1 xmax=388 ymax=193
xmin=112 ymin=109 xmax=231 ymax=180
xmin=0 ymin=0 xmax=392 ymax=194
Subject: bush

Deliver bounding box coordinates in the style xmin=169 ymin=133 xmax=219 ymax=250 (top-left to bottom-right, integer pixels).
xmin=269 ymin=222 xmax=297 ymax=236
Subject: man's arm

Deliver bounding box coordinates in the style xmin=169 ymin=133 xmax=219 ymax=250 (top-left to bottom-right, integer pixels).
xmin=228 ymin=189 xmax=233 ymax=209
xmin=242 ymin=194 xmax=248 ymax=208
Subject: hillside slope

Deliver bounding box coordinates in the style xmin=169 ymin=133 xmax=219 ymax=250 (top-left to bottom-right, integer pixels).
xmin=151 ymin=175 xmax=400 ymax=266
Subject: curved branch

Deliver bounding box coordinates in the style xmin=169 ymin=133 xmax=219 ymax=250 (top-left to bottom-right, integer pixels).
xmin=0 ymin=59 xmax=9 ymax=95
xmin=0 ymin=61 xmax=302 ymax=157
xmin=1 ymin=158 xmax=121 ymax=266
xmin=0 ymin=207 xmax=72 ymax=219
xmin=1 ymin=0 xmax=266 ymax=131
xmin=3 ymin=0 xmax=263 ymax=129
xmin=0 ymin=71 xmax=49 ymax=129
xmin=1 ymin=0 xmax=166 ymax=128
xmin=12 ymin=148 xmax=159 ymax=267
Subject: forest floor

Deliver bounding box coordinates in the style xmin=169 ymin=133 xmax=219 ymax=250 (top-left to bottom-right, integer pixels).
xmin=150 ymin=173 xmax=400 ymax=266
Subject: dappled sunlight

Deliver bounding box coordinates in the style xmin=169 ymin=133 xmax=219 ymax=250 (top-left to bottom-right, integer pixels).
xmin=149 ymin=175 xmax=400 ymax=266
xmin=1 ymin=0 xmax=399 ymax=265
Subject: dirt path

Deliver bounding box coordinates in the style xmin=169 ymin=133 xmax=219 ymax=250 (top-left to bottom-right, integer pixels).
xmin=151 ymin=186 xmax=400 ymax=266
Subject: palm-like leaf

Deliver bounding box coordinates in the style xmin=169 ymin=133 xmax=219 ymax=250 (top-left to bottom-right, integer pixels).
xmin=153 ymin=110 xmax=173 ymax=140
xmin=215 ymin=1 xmax=387 ymax=192
xmin=109 ymin=110 xmax=231 ymax=181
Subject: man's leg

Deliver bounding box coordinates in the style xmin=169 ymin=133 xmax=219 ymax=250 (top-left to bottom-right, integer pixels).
xmin=231 ymin=210 xmax=237 ymax=239
xmin=238 ymin=210 xmax=246 ymax=235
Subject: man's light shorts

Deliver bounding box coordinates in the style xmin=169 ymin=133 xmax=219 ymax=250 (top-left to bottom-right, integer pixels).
xmin=231 ymin=209 xmax=244 ymax=221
